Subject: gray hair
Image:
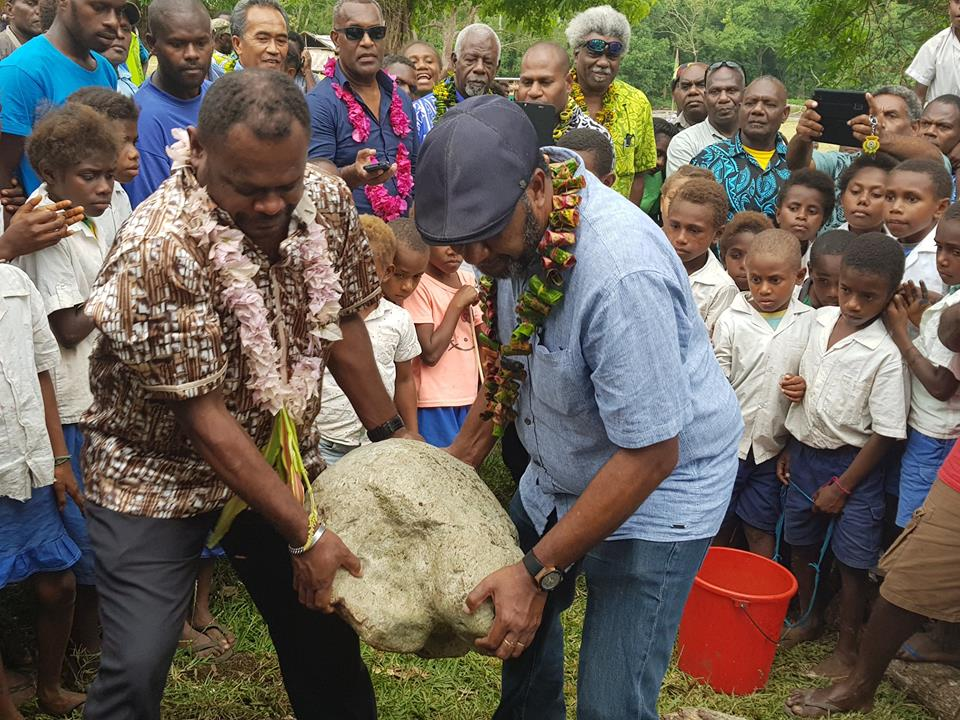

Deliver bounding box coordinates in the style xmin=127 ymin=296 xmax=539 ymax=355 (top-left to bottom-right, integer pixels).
xmin=332 ymin=0 xmax=383 ymax=27
xmin=565 ymin=5 xmax=631 ymax=55
xmin=231 ymin=0 xmax=289 ymax=38
xmin=873 ymin=84 xmax=924 ymax=123
xmin=453 ymin=23 xmax=501 ymax=64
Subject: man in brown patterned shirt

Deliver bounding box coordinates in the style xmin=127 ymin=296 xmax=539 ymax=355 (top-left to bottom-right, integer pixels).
xmin=80 ymin=70 xmax=409 ymax=720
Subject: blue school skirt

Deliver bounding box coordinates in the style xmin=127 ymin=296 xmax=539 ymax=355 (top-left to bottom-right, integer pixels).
xmin=0 ymin=486 xmax=80 ymax=589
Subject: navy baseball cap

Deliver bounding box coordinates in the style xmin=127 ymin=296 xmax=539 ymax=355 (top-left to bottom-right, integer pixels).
xmin=414 ymin=95 xmax=540 ymax=246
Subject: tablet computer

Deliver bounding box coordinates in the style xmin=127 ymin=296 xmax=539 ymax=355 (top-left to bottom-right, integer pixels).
xmin=812 ymin=89 xmax=869 ymax=148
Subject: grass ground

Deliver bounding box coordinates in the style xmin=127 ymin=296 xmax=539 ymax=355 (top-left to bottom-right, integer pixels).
xmin=7 ymin=449 xmax=934 ymax=720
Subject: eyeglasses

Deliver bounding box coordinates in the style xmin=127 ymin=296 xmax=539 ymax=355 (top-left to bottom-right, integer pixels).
xmin=335 ymin=25 xmax=387 ymax=42
xmin=582 ymin=38 xmax=624 ymax=59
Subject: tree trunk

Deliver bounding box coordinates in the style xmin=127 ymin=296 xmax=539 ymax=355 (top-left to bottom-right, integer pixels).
xmin=886 ymin=660 xmax=960 ymax=720
xmin=382 ymin=0 xmax=414 ymax=54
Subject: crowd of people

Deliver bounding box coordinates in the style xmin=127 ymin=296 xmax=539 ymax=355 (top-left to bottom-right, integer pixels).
xmin=0 ymin=0 xmax=959 ymax=718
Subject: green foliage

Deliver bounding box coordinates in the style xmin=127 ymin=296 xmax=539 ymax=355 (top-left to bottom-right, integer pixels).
xmin=785 ymin=0 xmax=945 ymax=88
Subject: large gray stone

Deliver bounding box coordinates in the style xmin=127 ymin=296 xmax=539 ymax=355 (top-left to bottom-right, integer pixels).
xmin=310 ymin=439 xmax=522 ymax=658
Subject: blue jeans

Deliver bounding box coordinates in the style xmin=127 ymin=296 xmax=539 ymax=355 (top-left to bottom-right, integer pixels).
xmin=495 ymin=493 xmax=711 ymax=720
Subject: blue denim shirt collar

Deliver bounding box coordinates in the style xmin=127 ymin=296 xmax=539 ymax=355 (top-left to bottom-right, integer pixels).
xmin=332 ymin=61 xmax=397 ymax=117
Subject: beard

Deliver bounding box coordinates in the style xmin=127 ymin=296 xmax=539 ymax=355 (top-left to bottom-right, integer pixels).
xmin=476 ymin=196 xmax=546 ymax=279
xmin=463 ymin=79 xmax=490 ymax=97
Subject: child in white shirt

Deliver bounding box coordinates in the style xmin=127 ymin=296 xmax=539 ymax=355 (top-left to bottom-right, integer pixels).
xmin=713 ymin=230 xmax=812 ymax=556
xmin=664 ymin=176 xmax=738 ymax=335
xmin=316 ymin=216 xmax=424 ymax=465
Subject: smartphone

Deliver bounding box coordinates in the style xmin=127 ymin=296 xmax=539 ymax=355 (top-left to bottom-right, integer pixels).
xmin=363 ymin=161 xmax=392 ymax=175
xmin=812 ymin=89 xmax=870 ymax=148
xmin=517 ymin=101 xmax=559 ymax=147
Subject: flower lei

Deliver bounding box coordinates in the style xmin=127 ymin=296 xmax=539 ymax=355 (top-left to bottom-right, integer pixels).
xmin=165 ymin=129 xmax=340 ymax=545
xmin=431 ymin=72 xmax=459 ymax=121
xmin=553 ymin=96 xmax=578 ymax=142
xmin=476 ymin=158 xmax=585 ymax=437
xmin=570 ymin=69 xmax=617 ymax=133
xmin=323 ymin=58 xmax=414 ymax=222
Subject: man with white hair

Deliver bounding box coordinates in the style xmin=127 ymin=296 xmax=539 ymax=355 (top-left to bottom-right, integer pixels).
xmin=565 ymin=5 xmax=656 ymax=205
xmin=412 ymin=22 xmax=500 ymax=143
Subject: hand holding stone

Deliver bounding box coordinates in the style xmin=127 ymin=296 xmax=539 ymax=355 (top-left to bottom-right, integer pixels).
xmin=291 ymin=530 xmax=362 ymax=613
xmin=466 ymin=562 xmax=546 ymax=660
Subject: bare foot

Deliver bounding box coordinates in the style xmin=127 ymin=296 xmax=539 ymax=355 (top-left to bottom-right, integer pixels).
xmin=807 ymin=648 xmax=856 ymax=679
xmin=0 ymin=701 xmax=25 ymax=720
xmin=780 ymin=617 xmax=823 ymax=651
xmin=785 ymin=684 xmax=874 ymax=717
xmin=896 ymin=630 xmax=960 ymax=665
xmin=36 ymin=686 xmax=85 ymax=716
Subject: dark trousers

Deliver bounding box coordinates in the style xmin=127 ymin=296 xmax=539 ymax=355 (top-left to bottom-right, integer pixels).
xmin=84 ymin=504 xmax=376 ymax=720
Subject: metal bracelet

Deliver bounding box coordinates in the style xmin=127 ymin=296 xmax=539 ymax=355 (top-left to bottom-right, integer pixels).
xmin=288 ymin=523 xmax=326 ymax=556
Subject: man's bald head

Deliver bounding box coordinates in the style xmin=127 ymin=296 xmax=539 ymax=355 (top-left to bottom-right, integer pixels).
xmin=148 ymin=0 xmax=211 ymax=39
xmin=740 ymin=75 xmax=790 ymax=149
xmin=517 ymin=41 xmax=573 ymax=111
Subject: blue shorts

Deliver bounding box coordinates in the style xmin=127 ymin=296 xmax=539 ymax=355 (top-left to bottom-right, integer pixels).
xmin=783 ymin=440 xmax=886 ymax=570
xmin=733 ymin=453 xmax=783 ymax=534
xmin=417 ymin=405 xmax=470 ymax=448
xmin=62 ymin=424 xmax=96 ymax=585
xmin=897 ymin=428 xmax=956 ymax=528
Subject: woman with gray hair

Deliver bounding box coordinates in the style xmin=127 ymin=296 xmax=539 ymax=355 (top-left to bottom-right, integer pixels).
xmin=565 ymin=4 xmax=657 ymax=206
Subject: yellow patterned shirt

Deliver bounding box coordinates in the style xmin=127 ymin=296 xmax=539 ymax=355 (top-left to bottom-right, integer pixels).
xmin=607 ymin=79 xmax=657 ymax=198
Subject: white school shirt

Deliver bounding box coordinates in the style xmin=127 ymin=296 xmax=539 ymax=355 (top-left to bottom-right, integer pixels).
xmin=316 ymin=298 xmax=421 ymax=446
xmin=15 ymin=183 xmax=109 ymax=424
xmin=902 ymin=225 xmax=945 ymax=296
xmin=906 ymin=27 xmax=960 ymax=103
xmin=785 ymin=306 xmax=909 ymax=449
xmin=713 ymin=295 xmax=815 ymax=463
xmin=0 ymin=264 xmax=60 ymax=501
xmin=909 ymin=290 xmax=960 ymax=439
xmin=94 ymin=183 xmax=132 ymax=249
xmin=689 ymin=251 xmax=739 ymax=337
xmin=666 ymin=119 xmax=728 ymax=177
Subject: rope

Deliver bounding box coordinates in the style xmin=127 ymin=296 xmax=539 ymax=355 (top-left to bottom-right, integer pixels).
xmin=773 ymin=482 xmax=836 ymax=630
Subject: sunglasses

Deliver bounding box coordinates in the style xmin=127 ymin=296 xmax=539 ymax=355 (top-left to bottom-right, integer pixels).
xmin=582 ymin=38 xmax=624 ymax=59
xmin=335 ymin=25 xmax=387 ymax=42
xmin=708 ymin=60 xmax=743 ymax=73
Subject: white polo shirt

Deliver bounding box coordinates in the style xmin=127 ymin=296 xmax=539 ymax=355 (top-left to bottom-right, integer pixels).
xmin=909 ymin=290 xmax=960 ymax=438
xmin=666 ymin=119 xmax=728 ymax=177
xmin=785 ymin=306 xmax=909 ymax=449
xmin=714 ymin=295 xmax=815 ymax=463
xmin=689 ymin=251 xmax=739 ymax=337
xmin=903 ymin=225 xmax=945 ymax=296
xmin=15 ymin=183 xmax=109 ymax=424
xmin=906 ymin=27 xmax=960 ymax=103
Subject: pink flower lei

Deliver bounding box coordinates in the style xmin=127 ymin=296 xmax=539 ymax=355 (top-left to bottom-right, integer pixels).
xmin=166 ymin=128 xmax=343 ymax=423
xmin=324 ymin=58 xmax=413 ymax=221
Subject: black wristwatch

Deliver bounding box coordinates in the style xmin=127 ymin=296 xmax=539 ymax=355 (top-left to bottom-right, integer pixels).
xmin=522 ymin=549 xmax=564 ymax=591
xmin=367 ymin=414 xmax=405 ymax=442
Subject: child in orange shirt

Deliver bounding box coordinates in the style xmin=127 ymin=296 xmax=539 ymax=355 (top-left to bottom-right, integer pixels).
xmin=404 ymin=244 xmax=482 ymax=446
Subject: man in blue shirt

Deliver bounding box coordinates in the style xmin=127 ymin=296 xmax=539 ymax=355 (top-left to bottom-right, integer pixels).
xmin=417 ymin=96 xmax=742 ymax=720
xmin=125 ymin=0 xmax=213 ymax=207
xmin=412 ymin=22 xmax=500 ymax=144
xmin=307 ymin=0 xmax=417 ymax=217
xmin=692 ymin=75 xmax=792 ymax=221
xmin=0 ymin=0 xmax=123 ymax=200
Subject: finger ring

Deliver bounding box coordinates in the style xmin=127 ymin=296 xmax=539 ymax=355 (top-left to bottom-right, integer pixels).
xmin=515 ymin=641 xmax=525 ymax=648
xmin=502 ymin=639 xmax=515 ymax=647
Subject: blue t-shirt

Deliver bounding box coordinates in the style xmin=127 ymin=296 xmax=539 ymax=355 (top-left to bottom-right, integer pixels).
xmin=0 ymin=35 xmax=117 ymax=193
xmin=125 ymin=77 xmax=210 ymax=208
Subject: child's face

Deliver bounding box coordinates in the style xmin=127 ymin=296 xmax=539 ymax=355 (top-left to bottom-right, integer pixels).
xmin=47 ymin=156 xmax=115 ymax=218
xmin=428 ymin=245 xmax=464 ymax=276
xmin=722 ymin=231 xmax=755 ymax=290
xmin=654 ymin=132 xmax=672 ymax=174
xmin=665 ymin=199 xmax=721 ymax=266
xmin=838 ymin=266 xmax=894 ymax=328
xmin=884 ymin=170 xmax=948 ymax=244
xmin=808 ymin=253 xmax=843 ymax=308
xmin=114 ymin=118 xmax=140 ymax=184
xmin=935 ymin=219 xmax=960 ymax=287
xmin=383 ymin=245 xmax=429 ymax=305
xmin=746 ymin=252 xmax=803 ymax=314
xmin=841 ymin=167 xmax=887 ymax=234
xmin=776 ymin=185 xmax=826 ymax=248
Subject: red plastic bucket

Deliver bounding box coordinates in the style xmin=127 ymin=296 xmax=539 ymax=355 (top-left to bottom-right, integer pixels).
xmin=676 ymin=547 xmax=798 ymax=695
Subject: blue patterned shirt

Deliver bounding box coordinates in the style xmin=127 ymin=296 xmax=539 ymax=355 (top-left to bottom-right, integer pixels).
xmin=412 ymin=86 xmax=466 ymax=145
xmin=691 ymin=131 xmax=791 ymax=221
